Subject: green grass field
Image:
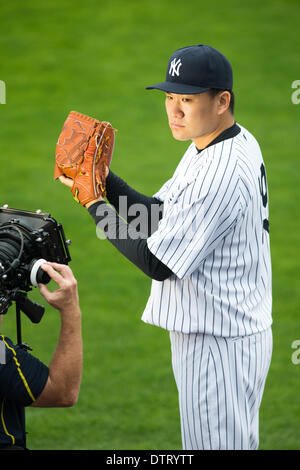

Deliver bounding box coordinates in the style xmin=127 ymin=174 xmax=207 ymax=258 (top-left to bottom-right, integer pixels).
xmin=0 ymin=0 xmax=300 ymax=450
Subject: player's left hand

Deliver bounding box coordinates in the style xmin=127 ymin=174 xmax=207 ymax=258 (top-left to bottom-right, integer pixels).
xmin=59 ymin=175 xmax=73 ymax=188
xmin=54 ymin=111 xmax=115 ymax=207
xmin=58 ymin=175 xmax=105 ymax=207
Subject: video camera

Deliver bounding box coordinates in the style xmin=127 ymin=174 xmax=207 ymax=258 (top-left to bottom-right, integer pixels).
xmin=0 ymin=205 xmax=71 ymax=339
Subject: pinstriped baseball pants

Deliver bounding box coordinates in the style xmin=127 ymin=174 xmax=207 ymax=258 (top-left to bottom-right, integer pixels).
xmin=170 ymin=328 xmax=273 ymax=450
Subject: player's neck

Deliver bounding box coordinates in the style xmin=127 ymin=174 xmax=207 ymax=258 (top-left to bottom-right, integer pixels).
xmin=193 ymin=113 xmax=235 ymax=151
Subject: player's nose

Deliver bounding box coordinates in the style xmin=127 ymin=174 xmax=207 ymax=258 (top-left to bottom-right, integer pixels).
xmin=168 ymin=101 xmax=184 ymax=119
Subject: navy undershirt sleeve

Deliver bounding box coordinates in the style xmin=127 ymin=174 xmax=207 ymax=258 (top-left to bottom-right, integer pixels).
xmin=106 ymin=171 xmax=163 ymax=235
xmin=88 ymin=200 xmax=173 ymax=282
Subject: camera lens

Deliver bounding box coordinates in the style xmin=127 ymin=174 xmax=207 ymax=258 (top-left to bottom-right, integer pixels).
xmin=0 ymin=233 xmax=21 ymax=271
xmin=30 ymin=259 xmax=51 ymax=287
xmin=36 ymin=267 xmax=50 ymax=285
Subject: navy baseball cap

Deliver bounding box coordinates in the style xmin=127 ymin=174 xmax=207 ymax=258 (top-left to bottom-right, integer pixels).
xmin=146 ymin=44 xmax=233 ymax=94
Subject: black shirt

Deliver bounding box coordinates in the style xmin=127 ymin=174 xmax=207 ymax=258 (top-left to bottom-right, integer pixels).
xmin=0 ymin=335 xmax=49 ymax=449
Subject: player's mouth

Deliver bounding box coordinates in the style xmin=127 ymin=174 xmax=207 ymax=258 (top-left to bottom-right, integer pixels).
xmin=170 ymin=122 xmax=185 ymax=128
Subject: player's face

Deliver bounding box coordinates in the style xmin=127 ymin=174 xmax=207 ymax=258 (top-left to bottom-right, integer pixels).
xmin=165 ymin=91 xmax=223 ymax=145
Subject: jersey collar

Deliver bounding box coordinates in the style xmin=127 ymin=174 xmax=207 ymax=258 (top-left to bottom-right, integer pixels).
xmin=196 ymin=122 xmax=241 ymax=153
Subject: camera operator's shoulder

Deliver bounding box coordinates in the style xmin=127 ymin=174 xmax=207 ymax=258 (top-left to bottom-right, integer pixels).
xmin=0 ymin=335 xmax=34 ymax=363
xmin=0 ymin=334 xmax=15 ymax=366
xmin=0 ymin=334 xmax=14 ymax=346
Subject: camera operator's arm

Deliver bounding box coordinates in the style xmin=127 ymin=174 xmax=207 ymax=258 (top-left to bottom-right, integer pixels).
xmin=31 ymin=262 xmax=82 ymax=408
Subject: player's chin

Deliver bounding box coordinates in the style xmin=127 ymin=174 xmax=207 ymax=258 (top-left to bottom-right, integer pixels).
xmin=170 ymin=128 xmax=190 ymax=142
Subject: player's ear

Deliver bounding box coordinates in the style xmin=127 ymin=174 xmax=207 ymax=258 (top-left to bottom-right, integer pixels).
xmin=217 ymin=91 xmax=231 ymax=115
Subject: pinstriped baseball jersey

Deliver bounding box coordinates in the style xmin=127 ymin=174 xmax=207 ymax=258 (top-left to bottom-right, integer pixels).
xmin=141 ymin=124 xmax=272 ymax=336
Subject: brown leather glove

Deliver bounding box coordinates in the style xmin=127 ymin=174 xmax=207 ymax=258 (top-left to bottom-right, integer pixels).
xmin=55 ymin=111 xmax=116 ymax=205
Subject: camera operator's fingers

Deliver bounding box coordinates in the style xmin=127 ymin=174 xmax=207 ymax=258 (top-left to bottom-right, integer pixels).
xmin=38 ymin=283 xmax=52 ymax=303
xmin=44 ymin=262 xmax=76 ymax=281
xmin=39 ymin=264 xmax=78 ymax=312
xmin=58 ymin=175 xmax=73 ymax=188
xmin=40 ymin=263 xmax=64 ymax=286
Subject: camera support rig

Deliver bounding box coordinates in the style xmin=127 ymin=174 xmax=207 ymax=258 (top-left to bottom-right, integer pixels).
xmin=14 ymin=289 xmax=45 ymax=349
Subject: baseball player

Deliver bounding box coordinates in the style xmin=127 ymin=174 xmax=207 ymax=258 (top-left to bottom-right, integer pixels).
xmin=58 ymin=44 xmax=273 ymax=450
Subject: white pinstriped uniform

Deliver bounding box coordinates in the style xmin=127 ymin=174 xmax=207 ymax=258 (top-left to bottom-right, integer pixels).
xmin=141 ymin=124 xmax=273 ymax=450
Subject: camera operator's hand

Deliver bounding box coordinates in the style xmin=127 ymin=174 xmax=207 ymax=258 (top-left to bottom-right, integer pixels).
xmin=38 ymin=262 xmax=79 ymax=313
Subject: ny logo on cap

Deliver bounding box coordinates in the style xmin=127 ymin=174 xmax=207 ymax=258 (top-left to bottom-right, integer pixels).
xmin=169 ymin=58 xmax=182 ymax=77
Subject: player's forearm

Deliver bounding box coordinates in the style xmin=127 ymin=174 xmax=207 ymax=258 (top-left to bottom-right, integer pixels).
xmin=106 ymin=171 xmax=163 ymax=231
xmin=88 ymin=201 xmax=173 ymax=281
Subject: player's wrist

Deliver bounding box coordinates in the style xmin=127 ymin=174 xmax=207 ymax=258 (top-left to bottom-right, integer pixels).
xmin=85 ymin=197 xmax=105 ymax=209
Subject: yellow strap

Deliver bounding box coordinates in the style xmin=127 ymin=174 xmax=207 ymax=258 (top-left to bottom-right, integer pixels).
xmin=0 ymin=335 xmax=35 ymax=402
xmin=1 ymin=399 xmax=15 ymax=445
